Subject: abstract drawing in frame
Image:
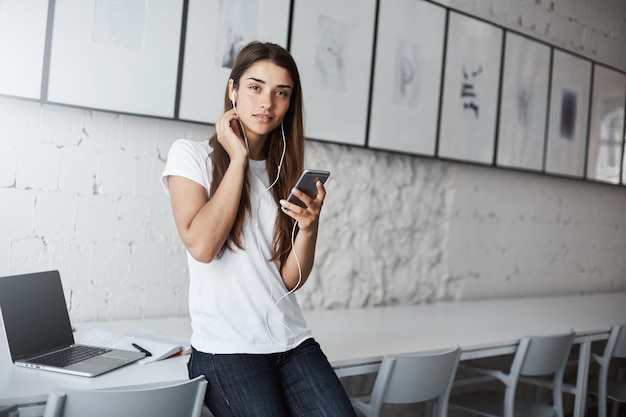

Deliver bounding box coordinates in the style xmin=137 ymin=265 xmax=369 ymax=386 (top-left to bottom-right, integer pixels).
xmin=0 ymin=0 xmax=49 ymax=99
xmin=47 ymin=0 xmax=183 ymax=117
xmin=585 ymin=64 xmax=626 ymax=184
xmin=496 ymin=32 xmax=551 ymax=171
xmin=178 ymin=0 xmax=290 ymax=124
xmin=544 ymin=49 xmax=592 ymax=177
xmin=438 ymin=12 xmax=503 ymax=164
xmin=290 ymin=0 xmax=377 ymax=146
xmin=368 ymin=0 xmax=446 ymax=156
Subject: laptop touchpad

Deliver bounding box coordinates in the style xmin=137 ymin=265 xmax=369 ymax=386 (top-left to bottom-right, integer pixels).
xmin=89 ymin=355 xmax=129 ymax=366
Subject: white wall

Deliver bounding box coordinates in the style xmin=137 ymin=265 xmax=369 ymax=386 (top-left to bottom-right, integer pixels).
xmin=1 ymin=0 xmax=625 ymax=322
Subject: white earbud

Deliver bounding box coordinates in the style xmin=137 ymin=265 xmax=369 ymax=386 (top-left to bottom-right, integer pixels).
xmin=231 ymin=91 xmax=237 ymax=114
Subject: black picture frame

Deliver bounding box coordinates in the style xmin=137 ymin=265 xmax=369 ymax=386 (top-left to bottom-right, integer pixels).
xmin=496 ymin=32 xmax=551 ymax=172
xmin=47 ymin=0 xmax=184 ymax=117
xmin=585 ymin=64 xmax=626 ymax=184
xmin=0 ymin=0 xmax=49 ymax=99
xmin=289 ymin=0 xmax=377 ymax=146
xmin=544 ymin=49 xmax=592 ymax=178
xmin=438 ymin=12 xmax=503 ymax=164
xmin=368 ymin=0 xmax=446 ymax=155
xmin=177 ymin=0 xmax=291 ymax=124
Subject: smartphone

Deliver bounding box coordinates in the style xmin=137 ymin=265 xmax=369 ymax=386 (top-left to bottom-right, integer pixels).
xmin=287 ymin=169 xmax=330 ymax=208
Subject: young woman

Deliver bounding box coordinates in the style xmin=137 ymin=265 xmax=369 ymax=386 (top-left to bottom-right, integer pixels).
xmin=161 ymin=41 xmax=356 ymax=417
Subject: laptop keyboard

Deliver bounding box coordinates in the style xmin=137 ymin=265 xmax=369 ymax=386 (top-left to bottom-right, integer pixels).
xmin=29 ymin=345 xmax=112 ymax=367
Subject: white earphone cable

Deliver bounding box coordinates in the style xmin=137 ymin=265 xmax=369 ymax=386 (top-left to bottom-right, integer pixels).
xmin=236 ymin=112 xmax=298 ymax=348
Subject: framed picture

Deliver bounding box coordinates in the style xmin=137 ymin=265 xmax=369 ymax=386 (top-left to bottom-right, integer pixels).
xmin=178 ymin=0 xmax=291 ymax=124
xmin=368 ymin=0 xmax=446 ymax=155
xmin=438 ymin=12 xmax=503 ymax=164
xmin=0 ymin=0 xmax=49 ymax=99
xmin=47 ymin=0 xmax=184 ymax=117
xmin=289 ymin=0 xmax=377 ymax=146
xmin=496 ymin=32 xmax=551 ymax=171
xmin=544 ymin=49 xmax=592 ymax=177
xmin=585 ymin=64 xmax=626 ymax=184
xmin=622 ymin=135 xmax=626 ymax=185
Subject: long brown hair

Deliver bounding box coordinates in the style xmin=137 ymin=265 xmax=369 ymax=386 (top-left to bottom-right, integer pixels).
xmin=208 ymin=41 xmax=305 ymax=265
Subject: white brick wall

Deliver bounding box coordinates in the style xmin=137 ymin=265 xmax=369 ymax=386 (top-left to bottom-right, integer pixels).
xmin=1 ymin=0 xmax=625 ymax=322
xmin=0 ymin=101 xmax=210 ymax=320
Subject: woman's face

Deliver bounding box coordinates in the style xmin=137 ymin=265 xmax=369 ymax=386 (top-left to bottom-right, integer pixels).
xmin=231 ymin=60 xmax=294 ymax=144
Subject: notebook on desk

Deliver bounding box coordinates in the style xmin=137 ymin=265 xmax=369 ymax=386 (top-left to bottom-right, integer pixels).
xmin=0 ymin=270 xmax=145 ymax=377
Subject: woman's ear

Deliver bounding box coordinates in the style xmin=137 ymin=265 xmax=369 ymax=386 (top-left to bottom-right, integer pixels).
xmin=228 ymin=79 xmax=236 ymax=103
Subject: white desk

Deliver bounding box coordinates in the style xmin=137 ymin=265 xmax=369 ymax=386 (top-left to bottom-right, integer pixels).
xmin=1 ymin=292 xmax=625 ymax=417
xmin=0 ymin=317 xmax=191 ymax=416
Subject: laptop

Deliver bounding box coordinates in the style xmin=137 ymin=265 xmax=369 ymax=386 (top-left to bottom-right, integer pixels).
xmin=0 ymin=270 xmax=145 ymax=377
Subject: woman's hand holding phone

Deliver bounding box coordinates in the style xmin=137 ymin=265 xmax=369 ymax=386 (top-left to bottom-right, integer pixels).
xmin=280 ymin=170 xmax=330 ymax=231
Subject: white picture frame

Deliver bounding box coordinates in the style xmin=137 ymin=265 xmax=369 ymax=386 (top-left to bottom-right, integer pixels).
xmin=47 ymin=0 xmax=184 ymax=118
xmin=0 ymin=0 xmax=49 ymax=99
xmin=368 ymin=0 xmax=446 ymax=155
xmin=438 ymin=12 xmax=503 ymax=164
xmin=545 ymin=49 xmax=592 ymax=178
xmin=289 ymin=0 xmax=377 ymax=146
xmin=178 ymin=0 xmax=290 ymax=124
xmin=585 ymin=64 xmax=626 ymax=184
xmin=496 ymin=32 xmax=551 ymax=172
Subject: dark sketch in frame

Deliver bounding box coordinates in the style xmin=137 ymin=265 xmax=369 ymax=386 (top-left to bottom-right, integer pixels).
xmin=544 ymin=49 xmax=592 ymax=178
xmin=438 ymin=12 xmax=503 ymax=164
xmin=47 ymin=0 xmax=184 ymax=118
xmin=368 ymin=0 xmax=446 ymax=155
xmin=496 ymin=32 xmax=550 ymax=172
xmin=0 ymin=0 xmax=49 ymax=99
xmin=289 ymin=0 xmax=377 ymax=146
xmin=178 ymin=0 xmax=290 ymax=124
xmin=585 ymin=64 xmax=626 ymax=184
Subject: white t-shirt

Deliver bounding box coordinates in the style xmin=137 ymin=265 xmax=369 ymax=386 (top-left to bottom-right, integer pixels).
xmin=161 ymin=139 xmax=312 ymax=354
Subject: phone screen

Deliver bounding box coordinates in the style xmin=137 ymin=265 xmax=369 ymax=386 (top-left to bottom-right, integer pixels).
xmin=286 ymin=169 xmax=330 ymax=208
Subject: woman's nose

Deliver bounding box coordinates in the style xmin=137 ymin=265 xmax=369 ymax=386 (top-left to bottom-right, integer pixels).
xmin=258 ymin=92 xmax=272 ymax=109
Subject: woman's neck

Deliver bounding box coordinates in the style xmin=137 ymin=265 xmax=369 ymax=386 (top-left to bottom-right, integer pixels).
xmin=247 ymin=135 xmax=268 ymax=161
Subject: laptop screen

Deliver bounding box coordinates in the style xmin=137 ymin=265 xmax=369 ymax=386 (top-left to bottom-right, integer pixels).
xmin=0 ymin=270 xmax=75 ymax=361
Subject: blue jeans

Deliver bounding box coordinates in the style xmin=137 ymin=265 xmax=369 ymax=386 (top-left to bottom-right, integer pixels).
xmin=187 ymin=338 xmax=357 ymax=417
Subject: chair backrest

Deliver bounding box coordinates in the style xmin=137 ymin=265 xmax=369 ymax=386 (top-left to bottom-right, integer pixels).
xmin=42 ymin=376 xmax=207 ymax=417
xmin=606 ymin=324 xmax=626 ymax=359
xmin=369 ymin=346 xmax=461 ymax=412
xmin=593 ymin=324 xmax=626 ymax=417
xmin=512 ymin=331 xmax=575 ymax=377
xmin=500 ymin=332 xmax=575 ymax=417
xmin=594 ymin=324 xmax=626 ymax=381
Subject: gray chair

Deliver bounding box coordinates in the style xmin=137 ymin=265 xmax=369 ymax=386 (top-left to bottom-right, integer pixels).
xmin=586 ymin=324 xmax=626 ymax=417
xmin=350 ymin=346 xmax=461 ymax=417
xmin=42 ymin=376 xmax=207 ymax=417
xmin=449 ymin=331 xmax=575 ymax=417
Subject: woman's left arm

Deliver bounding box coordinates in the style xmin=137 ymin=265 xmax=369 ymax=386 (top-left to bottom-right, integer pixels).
xmin=279 ymin=181 xmax=326 ymax=290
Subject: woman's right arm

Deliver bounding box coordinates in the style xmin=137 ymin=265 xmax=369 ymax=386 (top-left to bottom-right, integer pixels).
xmin=168 ymin=109 xmax=248 ymax=263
